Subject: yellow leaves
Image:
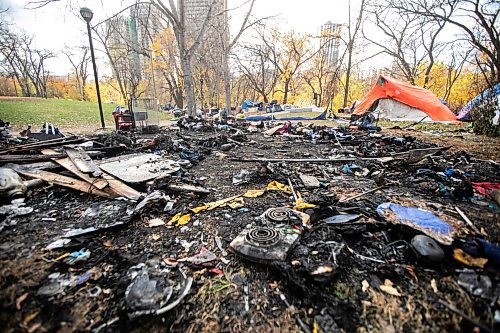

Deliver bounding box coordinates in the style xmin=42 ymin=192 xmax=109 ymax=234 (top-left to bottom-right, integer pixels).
xmin=379 ymin=279 xmax=401 ymax=297
xmin=168 ymin=213 xmax=182 ymax=225
xmin=294 ymin=198 xmax=316 ymax=210
xmin=191 ymin=194 xmax=242 ymax=214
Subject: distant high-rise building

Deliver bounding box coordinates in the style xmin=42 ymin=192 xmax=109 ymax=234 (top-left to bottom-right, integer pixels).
xmin=179 ymin=0 xmax=228 ymax=47
xmin=106 ymin=1 xmax=166 ymax=97
xmin=320 ymin=21 xmax=342 ymax=68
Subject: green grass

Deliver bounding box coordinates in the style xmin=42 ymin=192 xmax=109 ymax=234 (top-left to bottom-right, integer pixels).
xmin=0 ymin=97 xmax=171 ymax=130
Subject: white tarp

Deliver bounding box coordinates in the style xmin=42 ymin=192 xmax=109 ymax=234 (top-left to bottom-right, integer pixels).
xmin=374 ymin=99 xmax=430 ymax=122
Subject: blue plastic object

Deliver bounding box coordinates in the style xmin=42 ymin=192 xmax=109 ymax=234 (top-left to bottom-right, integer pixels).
xmin=342 ymin=164 xmax=360 ymax=174
xmin=377 ymin=203 xmax=453 ymax=236
xmin=245 ymin=110 xmax=327 ymax=121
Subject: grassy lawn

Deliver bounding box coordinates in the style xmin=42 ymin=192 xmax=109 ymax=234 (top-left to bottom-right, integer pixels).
xmin=0 ymin=97 xmax=467 ymax=134
xmin=0 ymin=97 xmax=171 ymax=130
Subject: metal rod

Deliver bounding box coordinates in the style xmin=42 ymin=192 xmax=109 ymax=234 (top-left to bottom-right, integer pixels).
xmin=287 ymin=178 xmax=298 ymax=202
xmin=86 ymin=22 xmax=105 ymax=129
xmin=455 ymin=206 xmax=482 ymax=235
xmin=233 ymin=158 xmax=356 ymax=163
xmin=339 ymin=185 xmax=386 ymax=202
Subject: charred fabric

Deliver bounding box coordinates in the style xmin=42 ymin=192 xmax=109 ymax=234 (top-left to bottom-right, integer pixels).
xmin=0 ymin=118 xmax=499 ymax=332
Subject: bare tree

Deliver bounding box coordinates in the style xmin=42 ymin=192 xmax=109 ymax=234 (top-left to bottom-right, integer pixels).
xmin=93 ymin=16 xmax=149 ymax=102
xmin=0 ymin=26 xmax=54 ymax=98
xmin=233 ymin=43 xmax=278 ymax=103
xmin=342 ymin=0 xmax=366 ymax=108
xmin=63 ymin=46 xmax=90 ymax=100
xmin=389 ymin=0 xmax=499 ymax=85
xmin=364 ymin=0 xmax=447 ymax=88
xmin=258 ymin=28 xmax=317 ymax=104
xmin=151 ymin=0 xmax=216 ymax=116
xmin=302 ymin=41 xmax=347 ymax=109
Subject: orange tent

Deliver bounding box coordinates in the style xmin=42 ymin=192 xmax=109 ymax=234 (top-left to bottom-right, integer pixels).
xmin=353 ymin=75 xmax=457 ymax=121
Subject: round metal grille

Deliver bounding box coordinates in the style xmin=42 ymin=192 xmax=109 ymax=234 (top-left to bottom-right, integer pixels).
xmin=245 ymin=227 xmax=281 ymax=247
xmin=263 ymin=207 xmax=294 ymax=223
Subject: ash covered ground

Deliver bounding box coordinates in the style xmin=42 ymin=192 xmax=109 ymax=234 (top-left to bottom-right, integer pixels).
xmin=1 ymin=123 xmax=499 ymax=333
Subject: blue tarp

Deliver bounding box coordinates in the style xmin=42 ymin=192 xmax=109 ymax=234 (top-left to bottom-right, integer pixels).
xmin=241 ymin=100 xmax=258 ymax=110
xmin=457 ymin=83 xmax=500 ymax=121
xmin=377 ymin=202 xmax=454 ymax=244
xmin=245 ymin=110 xmax=327 ymax=121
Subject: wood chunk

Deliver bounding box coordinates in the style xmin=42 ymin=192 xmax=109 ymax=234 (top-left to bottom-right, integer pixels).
xmin=0 ymin=152 xmax=100 ymax=163
xmin=41 ymin=149 xmax=109 ymax=190
xmin=15 ymin=169 xmax=113 ymax=198
xmin=64 ymin=146 xmax=103 ymax=177
xmin=0 ymin=136 xmax=84 ymax=154
xmin=167 ymin=184 xmax=211 ymax=194
xmin=36 ymin=150 xmax=142 ymax=201
xmin=101 ymin=173 xmax=143 ymax=201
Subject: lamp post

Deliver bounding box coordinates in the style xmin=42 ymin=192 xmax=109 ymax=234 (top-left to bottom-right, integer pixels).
xmin=80 ymin=7 xmax=105 ymax=129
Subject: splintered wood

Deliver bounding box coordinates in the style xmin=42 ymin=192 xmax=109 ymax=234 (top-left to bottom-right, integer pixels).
xmin=13 ymin=144 xmax=143 ymax=201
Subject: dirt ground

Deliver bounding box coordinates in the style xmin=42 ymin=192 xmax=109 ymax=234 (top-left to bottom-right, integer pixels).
xmin=0 ymin=123 xmax=499 ymax=333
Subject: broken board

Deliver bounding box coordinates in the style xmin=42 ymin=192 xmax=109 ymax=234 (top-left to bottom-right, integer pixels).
xmin=40 ymin=149 xmax=142 ymax=201
xmin=98 ymin=153 xmax=180 ymax=184
xmin=15 ymin=169 xmax=113 ymax=198
xmin=41 ymin=149 xmax=109 ymax=190
xmin=64 ymin=146 xmax=103 ymax=177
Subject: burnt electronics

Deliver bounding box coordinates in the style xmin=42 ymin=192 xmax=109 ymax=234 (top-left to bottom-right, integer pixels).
xmin=229 ymin=207 xmax=302 ymax=263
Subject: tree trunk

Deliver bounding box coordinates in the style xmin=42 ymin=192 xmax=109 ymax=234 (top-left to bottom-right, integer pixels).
xmin=343 ymin=43 xmax=353 ymax=108
xmin=181 ymin=55 xmax=196 ymax=116
xmin=283 ymin=80 xmax=290 ymax=104
xmin=223 ymin=52 xmax=231 ymax=114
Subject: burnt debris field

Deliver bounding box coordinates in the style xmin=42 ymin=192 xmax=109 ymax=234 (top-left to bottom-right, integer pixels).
xmin=0 ymin=119 xmax=499 ymax=333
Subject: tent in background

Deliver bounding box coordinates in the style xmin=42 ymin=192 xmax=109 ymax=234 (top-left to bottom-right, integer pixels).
xmin=241 ymin=100 xmax=259 ymax=110
xmin=457 ymin=83 xmax=500 ymax=121
xmin=353 ymin=75 xmax=457 ymax=122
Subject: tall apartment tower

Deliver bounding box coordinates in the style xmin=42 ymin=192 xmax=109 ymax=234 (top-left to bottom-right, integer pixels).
xmin=178 ymin=0 xmax=228 ymax=46
xmin=320 ymin=21 xmax=342 ymax=68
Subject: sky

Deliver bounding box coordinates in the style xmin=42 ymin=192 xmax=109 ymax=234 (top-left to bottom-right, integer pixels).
xmin=0 ymin=0 xmax=379 ymax=75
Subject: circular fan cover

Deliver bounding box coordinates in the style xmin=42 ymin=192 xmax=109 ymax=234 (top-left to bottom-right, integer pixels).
xmin=245 ymin=226 xmax=281 ymax=247
xmin=263 ymin=207 xmax=294 ymax=223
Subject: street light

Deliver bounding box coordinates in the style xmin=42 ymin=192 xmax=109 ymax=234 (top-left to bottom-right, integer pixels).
xmin=80 ymin=7 xmax=105 ymax=129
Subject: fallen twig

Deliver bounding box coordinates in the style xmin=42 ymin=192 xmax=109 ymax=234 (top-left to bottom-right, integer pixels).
xmin=455 ymin=206 xmax=485 ymax=236
xmin=437 ymin=299 xmax=492 ymax=333
xmin=339 ymin=185 xmax=386 ymax=202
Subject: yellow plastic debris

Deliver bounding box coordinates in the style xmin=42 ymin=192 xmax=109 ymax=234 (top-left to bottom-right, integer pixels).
xmin=168 ymin=212 xmax=182 ymax=225
xmin=267 ymin=181 xmax=291 ymax=193
xmin=453 ymin=248 xmax=488 ymax=268
xmin=192 ymin=195 xmax=244 ymax=214
xmin=192 ymin=205 xmax=209 ymax=214
xmin=177 ymin=214 xmax=191 ymax=226
xmin=294 ymin=197 xmax=316 ymax=210
xmin=243 ymin=189 xmax=266 ymax=198
xmin=228 ymin=197 xmax=245 ymax=209
xmin=312 ymin=320 xmax=319 ymax=333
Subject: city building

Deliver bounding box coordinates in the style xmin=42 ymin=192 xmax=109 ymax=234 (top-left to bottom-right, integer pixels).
xmin=179 ymin=0 xmax=228 ymax=45
xmin=320 ymin=21 xmax=342 ymax=68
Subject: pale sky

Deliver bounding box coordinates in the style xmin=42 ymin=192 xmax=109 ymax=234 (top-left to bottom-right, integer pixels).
xmin=0 ymin=0 xmax=381 ymax=75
